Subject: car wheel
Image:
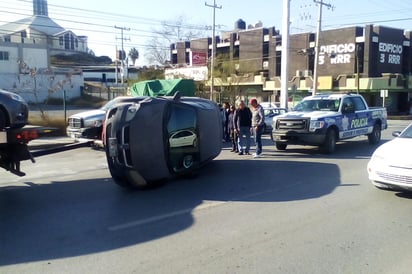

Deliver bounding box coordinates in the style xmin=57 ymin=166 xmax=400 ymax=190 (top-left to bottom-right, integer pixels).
xmin=321 ymin=129 xmax=336 ymax=154
xmin=275 ymin=143 xmax=287 ymax=150
xmin=368 ymin=123 xmax=381 ymax=145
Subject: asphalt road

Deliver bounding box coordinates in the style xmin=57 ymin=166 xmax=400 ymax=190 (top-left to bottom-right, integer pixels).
xmin=1 ymin=120 xmax=412 ymax=274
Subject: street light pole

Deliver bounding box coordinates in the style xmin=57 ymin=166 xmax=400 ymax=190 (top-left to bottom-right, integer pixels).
xmin=280 ymin=0 xmax=290 ymax=110
xmin=312 ymin=0 xmax=333 ymax=96
xmin=205 ymin=0 xmax=222 ymax=101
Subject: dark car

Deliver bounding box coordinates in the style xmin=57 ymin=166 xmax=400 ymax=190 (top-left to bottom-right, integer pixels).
xmin=105 ymin=94 xmax=222 ymax=189
xmin=67 ymin=96 xmax=146 ymax=140
xmin=263 ymin=107 xmax=287 ymax=133
xmin=0 ymin=89 xmax=29 ymax=129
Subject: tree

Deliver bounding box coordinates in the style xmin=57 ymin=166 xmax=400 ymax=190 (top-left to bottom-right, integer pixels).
xmin=145 ymin=15 xmax=206 ymax=65
xmin=128 ymin=47 xmax=139 ymax=66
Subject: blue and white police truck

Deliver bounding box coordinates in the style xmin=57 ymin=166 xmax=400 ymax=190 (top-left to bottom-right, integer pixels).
xmin=272 ymin=93 xmax=387 ymax=153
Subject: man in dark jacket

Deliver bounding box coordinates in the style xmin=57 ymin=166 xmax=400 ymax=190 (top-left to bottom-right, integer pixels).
xmin=234 ymin=100 xmax=252 ymax=155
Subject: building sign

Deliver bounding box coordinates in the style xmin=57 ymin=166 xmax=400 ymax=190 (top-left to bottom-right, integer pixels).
xmin=316 ymin=27 xmax=360 ymax=77
xmin=374 ymin=26 xmax=404 ymax=74
xmin=165 ymin=66 xmax=208 ymax=81
xmin=191 ymin=51 xmax=207 ymax=66
xmin=378 ymin=42 xmax=402 ymax=65
xmin=319 ymin=43 xmax=356 ymax=65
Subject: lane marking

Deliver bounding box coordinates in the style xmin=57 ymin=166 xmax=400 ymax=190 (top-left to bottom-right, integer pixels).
xmin=108 ymin=181 xmax=305 ymax=232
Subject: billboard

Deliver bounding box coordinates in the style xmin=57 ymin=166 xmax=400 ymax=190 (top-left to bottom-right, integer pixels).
xmin=165 ymin=66 xmax=208 ymax=81
xmin=191 ymin=51 xmax=208 ymax=66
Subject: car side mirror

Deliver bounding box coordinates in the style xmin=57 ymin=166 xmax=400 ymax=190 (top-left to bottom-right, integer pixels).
xmin=392 ymin=131 xmax=401 ymax=137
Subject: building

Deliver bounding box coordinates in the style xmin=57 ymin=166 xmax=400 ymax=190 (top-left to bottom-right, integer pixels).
xmin=0 ymin=0 xmax=88 ymax=102
xmin=170 ymin=20 xmax=412 ymax=114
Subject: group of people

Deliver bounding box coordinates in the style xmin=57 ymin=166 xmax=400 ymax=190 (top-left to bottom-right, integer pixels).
xmin=220 ymin=99 xmax=265 ymax=158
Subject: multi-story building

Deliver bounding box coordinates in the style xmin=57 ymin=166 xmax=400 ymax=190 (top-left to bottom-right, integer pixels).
xmin=170 ymin=20 xmax=412 ymax=114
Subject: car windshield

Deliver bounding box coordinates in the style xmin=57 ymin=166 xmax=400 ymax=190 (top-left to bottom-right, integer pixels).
xmin=399 ymin=124 xmax=412 ymax=138
xmin=293 ymin=99 xmax=340 ymax=112
xmin=264 ymin=108 xmax=286 ymax=117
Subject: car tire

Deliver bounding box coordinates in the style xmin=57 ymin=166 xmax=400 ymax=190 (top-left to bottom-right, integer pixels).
xmin=321 ymin=129 xmax=336 ymax=154
xmin=368 ymin=123 xmax=381 ymax=145
xmin=275 ymin=143 xmax=287 ymax=150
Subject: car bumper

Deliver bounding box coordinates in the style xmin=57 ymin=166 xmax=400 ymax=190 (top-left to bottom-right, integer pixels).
xmin=272 ymin=131 xmax=326 ymax=146
xmin=66 ymin=126 xmax=102 ymax=139
xmin=368 ymin=161 xmax=412 ymax=191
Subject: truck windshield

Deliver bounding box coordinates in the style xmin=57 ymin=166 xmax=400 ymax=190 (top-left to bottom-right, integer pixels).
xmin=293 ymin=99 xmax=340 ymax=112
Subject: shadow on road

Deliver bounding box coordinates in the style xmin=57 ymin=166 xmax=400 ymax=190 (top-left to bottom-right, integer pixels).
xmin=0 ymin=158 xmax=341 ymax=265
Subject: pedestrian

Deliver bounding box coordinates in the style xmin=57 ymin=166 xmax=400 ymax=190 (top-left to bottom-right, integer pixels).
xmin=223 ymin=102 xmax=230 ymax=142
xmin=227 ymin=104 xmax=238 ymax=152
xmin=250 ymin=98 xmax=265 ymax=158
xmin=234 ymin=100 xmax=252 ymax=155
xmin=219 ymin=104 xmax=227 ymax=142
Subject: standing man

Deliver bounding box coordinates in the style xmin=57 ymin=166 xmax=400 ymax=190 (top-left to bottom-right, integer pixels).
xmin=234 ymin=100 xmax=252 ymax=155
xmin=250 ymin=98 xmax=265 ymax=158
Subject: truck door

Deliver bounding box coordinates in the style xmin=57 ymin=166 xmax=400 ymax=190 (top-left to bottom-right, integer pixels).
xmin=340 ymin=97 xmax=369 ymax=139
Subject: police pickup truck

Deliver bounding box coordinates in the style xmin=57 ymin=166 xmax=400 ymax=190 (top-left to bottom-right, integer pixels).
xmin=272 ymin=93 xmax=387 ymax=153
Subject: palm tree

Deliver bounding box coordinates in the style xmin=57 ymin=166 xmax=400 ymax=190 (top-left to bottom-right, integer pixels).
xmin=128 ymin=47 xmax=139 ymax=66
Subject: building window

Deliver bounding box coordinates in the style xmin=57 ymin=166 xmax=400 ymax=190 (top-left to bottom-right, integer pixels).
xmin=59 ymin=36 xmax=63 ymax=46
xmin=21 ymin=30 xmax=27 ymax=43
xmin=64 ymin=33 xmax=70 ymax=49
xmin=0 ymin=51 xmax=9 ymax=61
xmin=75 ymin=38 xmax=78 ymax=48
xmin=4 ymin=36 xmax=11 ymax=43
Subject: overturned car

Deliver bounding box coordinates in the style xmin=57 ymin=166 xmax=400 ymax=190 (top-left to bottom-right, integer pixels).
xmin=104 ymin=93 xmax=222 ymax=189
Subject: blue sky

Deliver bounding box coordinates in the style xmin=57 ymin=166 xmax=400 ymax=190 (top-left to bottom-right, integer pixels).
xmin=1 ymin=0 xmax=412 ymax=65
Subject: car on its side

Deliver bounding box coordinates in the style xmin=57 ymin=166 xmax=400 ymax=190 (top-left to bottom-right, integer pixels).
xmin=367 ymin=122 xmax=412 ymax=192
xmin=262 ymin=107 xmax=287 ymax=134
xmin=0 ymin=89 xmax=28 ymax=129
xmin=67 ymin=96 xmax=145 ymax=140
xmin=105 ymin=94 xmax=222 ymax=189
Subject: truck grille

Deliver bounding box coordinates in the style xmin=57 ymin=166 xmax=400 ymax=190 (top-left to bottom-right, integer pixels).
xmin=275 ymin=119 xmax=309 ymax=130
xmin=68 ymin=117 xmax=82 ymax=128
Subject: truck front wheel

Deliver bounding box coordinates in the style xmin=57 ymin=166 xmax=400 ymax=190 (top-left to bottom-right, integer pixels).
xmin=321 ymin=129 xmax=337 ymax=154
xmin=368 ymin=123 xmax=381 ymax=145
xmin=275 ymin=143 xmax=287 ymax=150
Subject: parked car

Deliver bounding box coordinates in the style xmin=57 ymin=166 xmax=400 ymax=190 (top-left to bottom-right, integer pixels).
xmin=169 ymin=129 xmax=197 ymax=148
xmin=66 ymin=96 xmax=145 ymax=140
xmin=367 ymin=122 xmax=412 ymax=192
xmin=0 ymin=89 xmax=28 ymax=129
xmin=262 ymin=107 xmax=287 ymax=133
xmin=105 ymin=93 xmax=222 ymax=189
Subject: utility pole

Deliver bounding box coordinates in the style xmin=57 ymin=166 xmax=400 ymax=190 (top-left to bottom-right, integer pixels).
xmin=205 ymin=0 xmax=222 ymax=101
xmin=312 ymin=0 xmax=333 ymax=95
xmin=115 ymin=25 xmax=130 ymax=85
xmin=280 ymin=0 xmax=291 ymax=109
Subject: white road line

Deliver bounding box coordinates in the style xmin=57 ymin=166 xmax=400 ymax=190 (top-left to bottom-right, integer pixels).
xmin=108 ymin=181 xmax=305 ymax=232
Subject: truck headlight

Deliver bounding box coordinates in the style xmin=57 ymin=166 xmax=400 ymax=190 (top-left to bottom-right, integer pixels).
xmin=309 ymin=120 xmax=325 ymax=132
xmin=84 ymin=119 xmax=103 ymax=127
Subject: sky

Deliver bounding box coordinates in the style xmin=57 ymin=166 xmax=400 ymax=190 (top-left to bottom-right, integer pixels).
xmin=1 ymin=0 xmax=412 ymax=66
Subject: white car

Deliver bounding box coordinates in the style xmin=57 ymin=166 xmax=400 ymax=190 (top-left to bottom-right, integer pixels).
xmin=169 ymin=130 xmax=197 ymax=148
xmin=367 ymin=122 xmax=412 ymax=191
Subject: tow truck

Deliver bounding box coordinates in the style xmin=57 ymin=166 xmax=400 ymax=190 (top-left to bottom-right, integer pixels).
xmin=0 ymin=126 xmax=93 ymax=176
